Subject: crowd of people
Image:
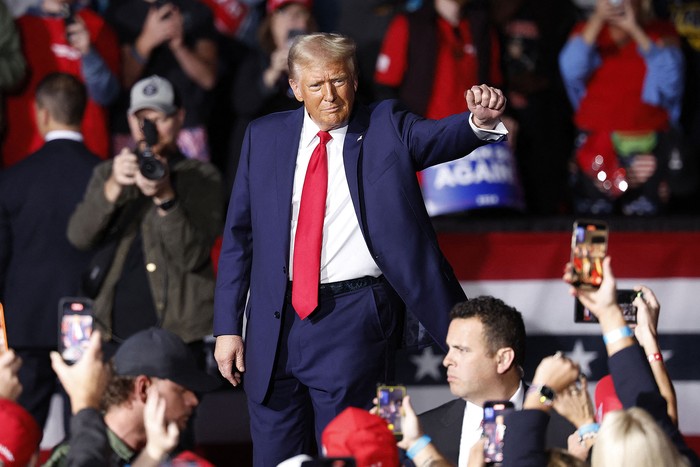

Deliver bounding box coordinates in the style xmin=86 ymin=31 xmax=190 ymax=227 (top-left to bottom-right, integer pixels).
xmin=1 ymin=0 xmax=699 ymax=465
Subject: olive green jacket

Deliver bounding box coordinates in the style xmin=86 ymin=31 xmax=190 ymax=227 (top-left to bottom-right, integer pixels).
xmin=67 ymin=155 xmax=224 ymax=342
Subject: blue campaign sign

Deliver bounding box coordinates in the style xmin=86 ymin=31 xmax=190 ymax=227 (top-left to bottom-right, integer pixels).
xmin=421 ymin=141 xmax=525 ymax=216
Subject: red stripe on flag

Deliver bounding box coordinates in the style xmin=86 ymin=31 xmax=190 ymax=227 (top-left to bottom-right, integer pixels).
xmin=438 ymin=231 xmax=700 ymax=281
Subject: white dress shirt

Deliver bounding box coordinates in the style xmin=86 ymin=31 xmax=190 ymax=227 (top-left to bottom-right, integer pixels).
xmin=44 ymin=130 xmax=83 ymax=142
xmin=457 ymin=382 xmax=524 ymax=467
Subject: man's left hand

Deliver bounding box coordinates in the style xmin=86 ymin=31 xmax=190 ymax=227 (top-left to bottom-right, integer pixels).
xmin=465 ymin=84 xmax=507 ymax=130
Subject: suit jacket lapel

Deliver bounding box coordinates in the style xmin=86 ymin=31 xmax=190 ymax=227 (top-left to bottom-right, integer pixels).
xmin=343 ymin=105 xmax=370 ymax=236
xmin=276 ymin=108 xmax=305 ymax=232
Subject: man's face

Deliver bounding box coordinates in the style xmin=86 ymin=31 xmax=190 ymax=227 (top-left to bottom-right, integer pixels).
xmin=128 ymin=108 xmax=183 ymax=154
xmin=289 ymin=58 xmax=357 ymax=131
xmin=443 ymin=317 xmax=501 ymax=405
xmin=152 ymin=379 xmax=199 ymax=430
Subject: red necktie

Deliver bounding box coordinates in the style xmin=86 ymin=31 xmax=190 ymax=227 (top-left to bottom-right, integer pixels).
xmin=292 ymin=131 xmax=332 ymax=319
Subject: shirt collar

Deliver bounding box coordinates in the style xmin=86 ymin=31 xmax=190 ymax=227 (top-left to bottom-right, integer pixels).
xmin=45 ymin=130 xmax=84 ymax=143
xmin=300 ymin=110 xmax=348 ymax=149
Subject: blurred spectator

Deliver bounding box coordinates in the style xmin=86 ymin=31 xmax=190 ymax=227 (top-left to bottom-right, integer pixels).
xmin=0 ymin=73 xmax=101 ymax=428
xmin=490 ymin=0 xmax=579 ymax=215
xmin=0 ymin=0 xmax=26 ymax=140
xmin=375 ymin=0 xmax=501 ymax=119
xmin=559 ymin=0 xmax=685 ymax=216
xmin=225 ymin=0 xmax=315 ymax=189
xmin=658 ymin=1 xmax=700 ymax=211
xmin=44 ymin=327 xmax=220 ymax=466
xmin=0 ymin=398 xmax=42 ymax=467
xmin=105 ymin=0 xmax=219 ymax=162
xmin=335 ymin=0 xmax=401 ymax=104
xmin=1 ymin=0 xmax=120 ymax=168
xmin=321 ymin=407 xmax=399 ymax=467
xmin=374 ymin=0 xmax=525 ymax=216
xmin=66 ymin=75 xmax=223 ymax=360
xmin=3 ymin=0 xmax=42 ymax=17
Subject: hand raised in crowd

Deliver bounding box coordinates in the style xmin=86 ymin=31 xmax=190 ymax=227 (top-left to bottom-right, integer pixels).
xmin=526 ymin=353 xmax=580 ymax=411
xmin=565 ymin=256 xmax=621 ymax=324
xmin=396 ymin=395 xmax=451 ymax=467
xmin=630 ymin=285 xmax=679 ymax=426
xmin=133 ymin=387 xmax=180 ymax=467
xmin=50 ymin=331 xmax=110 ymax=413
xmin=0 ymin=349 xmax=23 ymax=401
xmin=553 ymin=375 xmax=596 ymax=460
xmin=139 ymin=3 xmax=181 ymax=55
xmin=465 ymin=84 xmax=506 ymax=130
xmin=165 ymin=8 xmax=186 ymax=51
xmin=65 ymin=15 xmax=91 ymax=55
xmin=632 ymin=285 xmax=660 ymax=349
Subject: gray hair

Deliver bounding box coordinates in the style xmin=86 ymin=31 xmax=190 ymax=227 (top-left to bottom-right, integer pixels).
xmin=288 ymin=32 xmax=357 ymax=81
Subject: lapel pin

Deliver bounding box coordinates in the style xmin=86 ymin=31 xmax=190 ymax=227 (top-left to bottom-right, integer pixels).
xmin=357 ymin=135 xmax=363 ymax=142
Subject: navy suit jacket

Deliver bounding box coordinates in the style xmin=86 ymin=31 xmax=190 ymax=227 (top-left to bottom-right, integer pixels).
xmin=214 ymin=101 xmax=491 ymax=403
xmin=419 ymin=388 xmax=575 ymax=464
xmin=0 ymin=139 xmax=100 ymax=348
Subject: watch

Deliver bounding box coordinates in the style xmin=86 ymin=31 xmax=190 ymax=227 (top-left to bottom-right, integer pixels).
xmin=527 ymin=384 xmax=555 ymax=406
xmin=157 ymin=197 xmax=177 ymax=211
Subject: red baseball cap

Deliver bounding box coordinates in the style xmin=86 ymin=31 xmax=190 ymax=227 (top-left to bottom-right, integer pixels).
xmin=322 ymin=407 xmax=399 ymax=467
xmin=594 ymin=374 xmax=623 ymax=423
xmin=267 ymin=0 xmax=312 ymax=14
xmin=0 ymin=399 xmax=42 ymax=467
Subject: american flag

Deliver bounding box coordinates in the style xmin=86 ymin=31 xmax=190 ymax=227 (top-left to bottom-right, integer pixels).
xmin=398 ymin=228 xmax=700 ymax=454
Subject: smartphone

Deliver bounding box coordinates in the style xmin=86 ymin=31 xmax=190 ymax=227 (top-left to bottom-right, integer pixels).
xmin=575 ymin=289 xmax=640 ymax=324
xmin=570 ymin=219 xmax=608 ymax=289
xmin=483 ymin=400 xmax=514 ymax=464
xmin=0 ymin=302 xmax=8 ymax=352
xmin=376 ymin=384 xmax=406 ymax=436
xmin=58 ymin=297 xmax=94 ymax=363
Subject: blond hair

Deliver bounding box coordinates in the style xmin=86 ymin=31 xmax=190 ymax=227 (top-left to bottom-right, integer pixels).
xmin=287 ymin=32 xmax=357 ymax=81
xmin=592 ymin=407 xmax=690 ymax=467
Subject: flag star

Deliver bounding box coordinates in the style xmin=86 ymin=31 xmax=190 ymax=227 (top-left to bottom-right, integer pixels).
xmin=410 ymin=347 xmax=444 ymax=382
xmin=565 ymin=339 xmax=598 ymax=376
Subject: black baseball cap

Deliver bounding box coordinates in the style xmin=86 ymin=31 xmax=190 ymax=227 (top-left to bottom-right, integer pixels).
xmin=113 ymin=328 xmax=221 ymax=393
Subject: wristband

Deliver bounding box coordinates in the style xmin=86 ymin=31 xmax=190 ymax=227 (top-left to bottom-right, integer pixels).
xmin=602 ymin=326 xmax=634 ymax=345
xmin=647 ymin=352 xmax=663 ymax=363
xmin=406 ymin=435 xmax=432 ymax=460
xmin=577 ymin=422 xmax=600 ymax=444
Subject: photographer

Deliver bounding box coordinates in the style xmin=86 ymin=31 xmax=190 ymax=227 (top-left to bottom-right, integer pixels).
xmin=67 ymin=75 xmax=224 ymax=362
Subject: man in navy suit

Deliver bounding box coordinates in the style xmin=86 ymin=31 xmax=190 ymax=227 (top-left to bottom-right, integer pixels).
xmin=0 ymin=72 xmax=100 ymax=427
xmin=213 ymin=32 xmax=507 ymax=466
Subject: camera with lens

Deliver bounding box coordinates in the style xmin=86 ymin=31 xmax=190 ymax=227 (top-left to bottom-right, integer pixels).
xmin=137 ymin=119 xmax=166 ymax=181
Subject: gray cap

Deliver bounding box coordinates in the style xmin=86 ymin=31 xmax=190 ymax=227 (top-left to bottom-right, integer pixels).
xmin=113 ymin=327 xmax=220 ymax=393
xmin=128 ymin=75 xmax=178 ymax=116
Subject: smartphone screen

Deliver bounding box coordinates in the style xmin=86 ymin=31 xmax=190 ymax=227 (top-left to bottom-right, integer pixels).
xmin=571 ymin=220 xmax=608 ymax=289
xmin=0 ymin=302 xmax=8 ymax=352
xmin=376 ymin=385 xmax=406 ymax=436
xmin=575 ymin=289 xmax=639 ymax=324
xmin=483 ymin=400 xmax=514 ymax=464
xmin=58 ymin=298 xmax=94 ymax=363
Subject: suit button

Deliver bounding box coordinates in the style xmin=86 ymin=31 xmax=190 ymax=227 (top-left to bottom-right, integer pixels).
xmin=274 ymin=311 xmax=280 ymax=319
xmin=282 ymin=266 xmax=287 ymax=274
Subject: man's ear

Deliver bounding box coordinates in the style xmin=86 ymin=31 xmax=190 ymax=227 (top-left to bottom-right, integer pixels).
xmin=495 ymin=347 xmax=515 ymax=375
xmin=34 ymin=104 xmax=50 ymax=134
xmin=289 ymin=78 xmax=304 ymax=102
xmin=133 ymin=375 xmax=152 ymax=404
